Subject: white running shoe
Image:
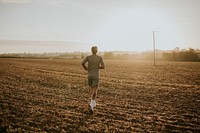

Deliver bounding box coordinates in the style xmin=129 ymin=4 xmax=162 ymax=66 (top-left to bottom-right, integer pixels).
xmin=89 ymin=102 xmax=94 ymax=113
xmin=92 ymin=100 xmax=96 ymax=108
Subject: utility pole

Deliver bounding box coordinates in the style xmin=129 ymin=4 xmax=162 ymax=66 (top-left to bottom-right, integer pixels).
xmin=153 ymin=31 xmax=156 ymax=66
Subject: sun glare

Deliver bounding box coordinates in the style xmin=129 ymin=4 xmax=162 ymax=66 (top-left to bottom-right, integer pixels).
xmin=96 ymin=8 xmax=182 ymax=51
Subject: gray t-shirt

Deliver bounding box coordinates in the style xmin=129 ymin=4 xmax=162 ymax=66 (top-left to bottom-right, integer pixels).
xmin=82 ymin=54 xmax=105 ymax=78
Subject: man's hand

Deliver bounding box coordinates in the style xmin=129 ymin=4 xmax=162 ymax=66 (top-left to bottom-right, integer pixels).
xmin=99 ymin=58 xmax=105 ymax=69
xmin=99 ymin=65 xmax=105 ymax=69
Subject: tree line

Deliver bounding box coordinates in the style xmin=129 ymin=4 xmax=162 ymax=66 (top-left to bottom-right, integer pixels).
xmin=104 ymin=48 xmax=200 ymax=62
xmin=1 ymin=48 xmax=199 ymax=62
xmin=162 ymin=48 xmax=200 ymax=62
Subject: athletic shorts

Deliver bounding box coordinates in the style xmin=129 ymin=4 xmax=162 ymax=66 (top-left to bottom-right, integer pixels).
xmin=88 ymin=76 xmax=99 ymax=88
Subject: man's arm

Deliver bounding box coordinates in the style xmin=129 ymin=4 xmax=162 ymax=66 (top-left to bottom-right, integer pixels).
xmin=82 ymin=57 xmax=88 ymax=71
xmin=82 ymin=62 xmax=88 ymax=71
xmin=99 ymin=57 xmax=105 ymax=69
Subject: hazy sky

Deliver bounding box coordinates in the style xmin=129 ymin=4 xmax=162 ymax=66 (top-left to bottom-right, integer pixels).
xmin=0 ymin=0 xmax=200 ymax=53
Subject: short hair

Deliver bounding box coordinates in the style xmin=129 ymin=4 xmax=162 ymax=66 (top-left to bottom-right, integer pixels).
xmin=91 ymin=46 xmax=98 ymax=54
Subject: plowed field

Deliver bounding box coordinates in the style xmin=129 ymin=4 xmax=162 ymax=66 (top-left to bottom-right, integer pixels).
xmin=0 ymin=58 xmax=200 ymax=132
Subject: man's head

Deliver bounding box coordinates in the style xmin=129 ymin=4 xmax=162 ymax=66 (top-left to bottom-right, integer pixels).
xmin=91 ymin=46 xmax=98 ymax=54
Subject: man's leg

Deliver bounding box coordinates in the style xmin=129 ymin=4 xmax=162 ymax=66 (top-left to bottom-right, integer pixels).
xmin=91 ymin=78 xmax=99 ymax=100
xmin=88 ymin=77 xmax=93 ymax=101
xmin=88 ymin=87 xmax=92 ymax=99
xmin=89 ymin=79 xmax=99 ymax=113
xmin=90 ymin=87 xmax=98 ymax=108
xmin=91 ymin=87 xmax=98 ymax=100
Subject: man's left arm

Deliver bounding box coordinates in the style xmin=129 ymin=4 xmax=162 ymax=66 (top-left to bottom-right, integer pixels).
xmin=82 ymin=57 xmax=88 ymax=71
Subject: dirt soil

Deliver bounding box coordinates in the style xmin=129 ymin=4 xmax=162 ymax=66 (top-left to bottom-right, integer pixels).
xmin=0 ymin=58 xmax=200 ymax=132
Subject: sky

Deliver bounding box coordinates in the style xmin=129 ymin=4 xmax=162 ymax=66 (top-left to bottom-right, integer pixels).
xmin=0 ymin=0 xmax=200 ymax=53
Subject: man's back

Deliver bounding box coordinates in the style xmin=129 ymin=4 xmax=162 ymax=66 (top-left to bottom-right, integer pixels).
xmin=83 ymin=54 xmax=104 ymax=78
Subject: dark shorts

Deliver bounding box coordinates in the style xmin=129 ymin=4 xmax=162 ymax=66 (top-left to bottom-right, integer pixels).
xmin=88 ymin=76 xmax=99 ymax=88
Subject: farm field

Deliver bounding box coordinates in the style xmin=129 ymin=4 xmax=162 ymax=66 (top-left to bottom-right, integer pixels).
xmin=0 ymin=58 xmax=200 ymax=132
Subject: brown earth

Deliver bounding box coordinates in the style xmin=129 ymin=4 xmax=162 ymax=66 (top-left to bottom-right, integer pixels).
xmin=0 ymin=58 xmax=200 ymax=133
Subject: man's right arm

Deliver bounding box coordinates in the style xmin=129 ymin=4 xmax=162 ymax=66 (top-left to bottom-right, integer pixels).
xmin=99 ymin=57 xmax=105 ymax=69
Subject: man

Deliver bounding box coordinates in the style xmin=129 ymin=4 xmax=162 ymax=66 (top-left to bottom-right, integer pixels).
xmin=82 ymin=46 xmax=105 ymax=113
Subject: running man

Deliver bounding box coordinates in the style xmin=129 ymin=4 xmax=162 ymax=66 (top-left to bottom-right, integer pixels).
xmin=82 ymin=46 xmax=105 ymax=113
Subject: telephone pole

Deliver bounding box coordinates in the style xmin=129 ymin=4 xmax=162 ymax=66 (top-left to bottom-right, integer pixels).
xmin=153 ymin=31 xmax=156 ymax=66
